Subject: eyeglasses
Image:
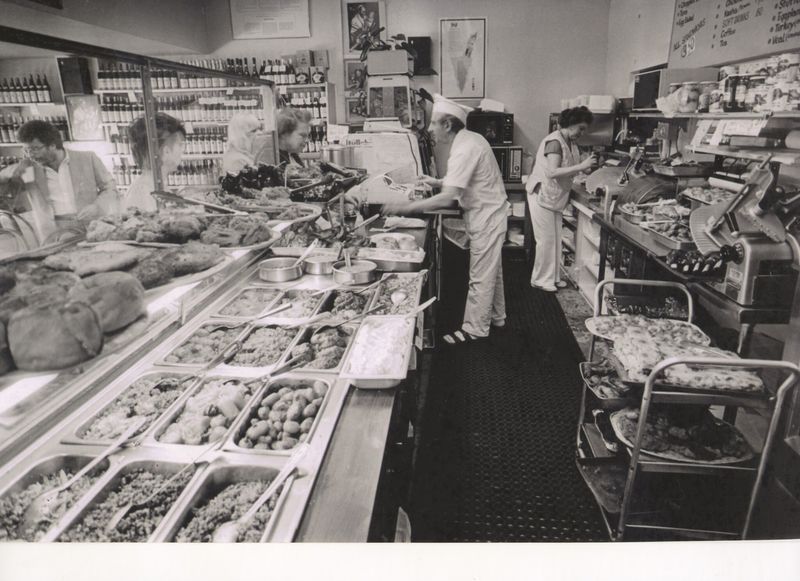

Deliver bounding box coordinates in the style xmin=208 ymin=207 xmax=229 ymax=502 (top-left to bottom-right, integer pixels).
xmin=22 ymin=143 xmax=47 ymax=155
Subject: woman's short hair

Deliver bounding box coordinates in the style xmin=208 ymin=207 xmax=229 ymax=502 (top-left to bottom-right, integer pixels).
xmin=227 ymin=113 xmax=261 ymax=152
xmin=558 ymin=106 xmax=593 ymax=128
xmin=277 ymin=107 xmax=313 ymax=138
xmin=17 ymin=119 xmax=62 ymax=149
xmin=129 ymin=113 xmax=186 ymax=168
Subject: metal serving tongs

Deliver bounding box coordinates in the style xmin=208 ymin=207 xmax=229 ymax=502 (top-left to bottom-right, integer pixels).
xmin=19 ymin=417 xmax=147 ymax=535
xmin=151 ymin=190 xmax=245 ymax=215
xmin=212 ymin=442 xmax=310 ymax=542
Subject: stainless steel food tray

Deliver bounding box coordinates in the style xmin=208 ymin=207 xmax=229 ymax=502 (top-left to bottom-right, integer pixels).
xmin=641 ymin=224 xmax=696 ymax=251
xmin=155 ymin=320 xmax=252 ymax=369
xmin=368 ymin=272 xmax=426 ymax=316
xmin=289 ymin=325 xmax=357 ymax=375
xmin=216 ymin=324 xmax=304 ymax=376
xmin=224 ymin=376 xmax=332 ymax=455
xmin=340 ymin=315 xmax=416 ymax=389
xmin=210 ymin=286 xmax=284 ymax=320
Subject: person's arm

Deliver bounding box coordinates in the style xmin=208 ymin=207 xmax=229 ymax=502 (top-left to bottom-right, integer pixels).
xmin=542 ymin=152 xmax=596 ymax=180
xmin=81 ymin=153 xmax=120 ymax=218
xmin=382 ymin=187 xmax=459 ymax=215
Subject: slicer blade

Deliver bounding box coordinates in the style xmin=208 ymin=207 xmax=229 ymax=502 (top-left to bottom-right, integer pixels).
xmin=689 ymin=202 xmax=731 ymax=255
xmin=740 ymin=201 xmax=786 ymax=242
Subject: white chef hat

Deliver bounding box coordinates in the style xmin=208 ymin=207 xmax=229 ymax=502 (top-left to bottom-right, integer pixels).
xmin=431 ymin=93 xmax=473 ymax=124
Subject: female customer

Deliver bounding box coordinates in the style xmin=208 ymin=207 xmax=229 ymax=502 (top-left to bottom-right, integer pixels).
xmin=124 ymin=112 xmax=186 ymax=211
xmin=277 ymin=107 xmax=312 ymax=166
xmin=222 ymin=113 xmax=267 ymax=175
xmin=526 ymin=106 xmax=597 ymax=291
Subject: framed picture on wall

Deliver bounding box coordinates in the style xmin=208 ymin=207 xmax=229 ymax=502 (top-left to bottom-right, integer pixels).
xmin=344 ymin=60 xmax=368 ymax=96
xmin=440 ymin=17 xmax=486 ymax=99
xmin=345 ymin=91 xmax=368 ymax=124
xmin=65 ymin=94 xmax=103 ymax=141
xmin=342 ymin=0 xmax=386 ymax=58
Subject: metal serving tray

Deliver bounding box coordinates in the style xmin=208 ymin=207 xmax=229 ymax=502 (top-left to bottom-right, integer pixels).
xmin=340 ymin=315 xmax=416 ymax=389
xmin=217 ymin=324 xmax=303 ymax=376
xmin=642 ymin=224 xmax=695 ymax=251
xmin=315 ymin=288 xmax=375 ymax=323
xmin=62 ymin=371 xmax=201 ymax=446
xmin=157 ymin=321 xmax=252 ymax=369
xmin=156 ymin=460 xmax=295 ymax=543
xmin=368 ymin=272 xmax=426 ymax=316
xmin=578 ymin=362 xmax=633 ymax=410
xmin=0 ymin=453 xmax=113 ymax=542
xmin=225 ymin=376 xmax=332 ymax=455
xmin=147 ymin=375 xmax=262 ymax=448
xmin=290 ymin=325 xmax=356 ymax=374
xmin=257 ymin=289 xmax=327 ymax=324
xmin=52 ymin=457 xmax=200 ymax=542
xmin=211 ymin=286 xmax=284 ymax=320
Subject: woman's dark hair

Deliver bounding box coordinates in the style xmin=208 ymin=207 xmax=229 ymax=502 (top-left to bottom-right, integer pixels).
xmin=17 ymin=120 xmax=63 ymax=149
xmin=277 ymin=107 xmax=313 ymax=137
xmin=558 ymin=106 xmax=593 ymax=128
xmin=129 ymin=112 xmax=186 ymax=168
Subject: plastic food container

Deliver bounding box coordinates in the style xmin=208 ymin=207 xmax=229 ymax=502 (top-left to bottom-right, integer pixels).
xmin=258 ymin=257 xmax=303 ymax=283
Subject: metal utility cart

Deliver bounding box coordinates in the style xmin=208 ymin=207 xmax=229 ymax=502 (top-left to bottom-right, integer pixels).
xmin=576 ymin=278 xmax=800 ymax=540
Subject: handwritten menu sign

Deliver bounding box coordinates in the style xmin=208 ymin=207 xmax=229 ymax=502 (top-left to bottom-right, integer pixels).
xmin=669 ymin=0 xmax=800 ymax=67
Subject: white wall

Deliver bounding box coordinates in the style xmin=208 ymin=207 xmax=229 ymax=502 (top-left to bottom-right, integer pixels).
xmin=0 ymin=0 xmax=209 ymax=55
xmin=203 ymin=0 xmax=611 ymax=156
xmin=605 ymin=0 xmax=675 ymax=97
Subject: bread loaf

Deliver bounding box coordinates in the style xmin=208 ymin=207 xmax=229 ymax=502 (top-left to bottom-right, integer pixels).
xmin=68 ymin=271 xmax=146 ymax=333
xmin=9 ymin=301 xmax=103 ymax=371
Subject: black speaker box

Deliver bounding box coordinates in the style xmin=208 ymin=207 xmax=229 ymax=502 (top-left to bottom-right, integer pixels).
xmin=57 ymin=57 xmax=93 ymax=95
xmin=408 ymin=36 xmax=437 ymax=76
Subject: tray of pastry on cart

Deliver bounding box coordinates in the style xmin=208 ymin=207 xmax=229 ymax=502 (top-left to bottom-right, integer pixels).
xmin=608 ymin=338 xmax=767 ymax=397
xmin=584 ymin=314 xmax=711 ymax=345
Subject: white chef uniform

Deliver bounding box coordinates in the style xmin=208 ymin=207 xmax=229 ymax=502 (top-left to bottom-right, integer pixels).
xmin=442 ymin=124 xmax=510 ymax=337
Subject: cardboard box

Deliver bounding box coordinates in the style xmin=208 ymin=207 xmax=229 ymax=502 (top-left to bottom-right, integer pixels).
xmin=367 ymin=50 xmax=413 ymax=76
xmin=313 ymin=49 xmax=329 ymax=68
xmin=295 ymin=50 xmax=313 ymax=68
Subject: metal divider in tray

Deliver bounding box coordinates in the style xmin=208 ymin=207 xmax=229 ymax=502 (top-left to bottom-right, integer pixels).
xmin=0 ymin=453 xmax=116 ymax=542
xmin=153 ymin=457 xmax=296 ymax=542
xmin=61 ymin=370 xmax=204 ymax=446
xmin=48 ymin=456 xmax=201 ymax=542
xmin=340 ymin=315 xmax=417 ymax=389
xmin=224 ymin=376 xmax=332 ymax=455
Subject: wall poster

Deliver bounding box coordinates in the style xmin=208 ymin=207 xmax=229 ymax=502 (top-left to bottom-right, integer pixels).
xmin=342 ymin=1 xmax=386 ymax=59
xmin=440 ymin=17 xmax=486 ymax=99
xmin=65 ymin=95 xmax=103 ymax=141
xmin=230 ymin=0 xmax=310 ymax=40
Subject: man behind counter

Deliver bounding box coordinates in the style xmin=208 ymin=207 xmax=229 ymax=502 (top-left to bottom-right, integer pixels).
xmin=0 ymin=119 xmax=120 ymax=241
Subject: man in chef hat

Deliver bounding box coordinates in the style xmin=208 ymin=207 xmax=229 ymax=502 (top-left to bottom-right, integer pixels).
xmin=383 ymin=94 xmax=509 ymax=344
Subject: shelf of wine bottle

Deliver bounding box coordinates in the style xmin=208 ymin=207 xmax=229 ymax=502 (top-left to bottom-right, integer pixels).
xmin=0 ymin=156 xmax=22 ymax=170
xmin=102 ymin=126 xmax=227 ymax=157
xmin=0 ymin=114 xmax=70 ymax=143
xmin=111 ymin=159 xmax=222 ymax=189
xmin=100 ymin=92 xmax=267 ymax=124
xmin=0 ymin=74 xmax=54 ymax=105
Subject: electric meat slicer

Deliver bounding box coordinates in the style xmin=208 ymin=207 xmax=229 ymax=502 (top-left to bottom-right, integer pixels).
xmin=689 ymin=156 xmax=800 ymax=307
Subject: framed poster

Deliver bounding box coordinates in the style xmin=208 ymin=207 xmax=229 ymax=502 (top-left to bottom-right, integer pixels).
xmin=342 ymin=1 xmax=386 ymax=58
xmin=440 ymin=18 xmax=486 ymax=99
xmin=366 ymin=75 xmax=412 ymax=127
xmin=344 ymin=60 xmax=367 ymax=96
xmin=230 ymin=0 xmax=310 ymax=39
xmin=65 ymin=95 xmax=103 ymax=141
xmin=345 ymin=91 xmax=368 ymax=124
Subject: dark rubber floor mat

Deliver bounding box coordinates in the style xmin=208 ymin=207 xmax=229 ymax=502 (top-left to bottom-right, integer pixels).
xmin=409 ymin=243 xmax=607 ymax=542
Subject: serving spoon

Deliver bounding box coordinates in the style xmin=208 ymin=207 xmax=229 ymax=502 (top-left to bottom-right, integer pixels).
xmin=19 ymin=417 xmax=147 ymax=535
xmin=212 ymin=443 xmax=309 ymax=542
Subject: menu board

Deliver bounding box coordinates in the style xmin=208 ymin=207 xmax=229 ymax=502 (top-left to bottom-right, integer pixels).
xmin=669 ymin=0 xmax=800 ymax=67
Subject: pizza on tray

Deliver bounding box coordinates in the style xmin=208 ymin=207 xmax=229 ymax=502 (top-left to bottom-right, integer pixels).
xmin=610 ymin=406 xmax=754 ymax=464
xmin=585 ymin=314 xmax=710 ymax=345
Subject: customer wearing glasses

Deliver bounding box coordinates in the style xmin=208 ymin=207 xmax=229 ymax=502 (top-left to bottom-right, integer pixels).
xmin=0 ymin=119 xmax=120 ymax=242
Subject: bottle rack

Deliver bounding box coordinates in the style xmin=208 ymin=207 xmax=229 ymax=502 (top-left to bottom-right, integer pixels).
xmin=576 ymin=278 xmax=799 ymax=541
xmin=0 ymin=74 xmax=53 ymax=105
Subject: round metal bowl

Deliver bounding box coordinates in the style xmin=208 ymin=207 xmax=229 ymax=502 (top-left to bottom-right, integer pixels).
xmin=332 ymin=260 xmax=378 ymax=285
xmin=303 ymin=254 xmax=338 ymax=276
xmin=258 ymin=257 xmax=303 ymax=283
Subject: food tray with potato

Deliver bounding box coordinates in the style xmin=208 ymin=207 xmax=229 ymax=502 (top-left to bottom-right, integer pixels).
xmin=226 ymin=377 xmax=331 ymax=453
xmin=54 ymin=459 xmax=198 ymax=542
xmin=369 ymin=272 xmax=425 ymax=316
xmin=158 ymin=462 xmax=294 ymax=543
xmin=151 ymin=376 xmax=258 ymax=447
xmin=63 ymin=371 xmax=200 ymax=445
xmin=212 ymin=287 xmax=283 ymax=319
xmin=340 ymin=316 xmax=416 ymax=389
xmin=288 ymin=326 xmax=356 ymax=373
xmin=0 ymin=454 xmax=111 ymax=542
xmin=159 ymin=322 xmax=249 ymax=368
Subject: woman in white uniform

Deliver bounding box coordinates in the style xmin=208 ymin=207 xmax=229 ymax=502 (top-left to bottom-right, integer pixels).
xmin=526 ymin=106 xmax=597 ymax=291
xmin=383 ymin=95 xmax=509 ymax=344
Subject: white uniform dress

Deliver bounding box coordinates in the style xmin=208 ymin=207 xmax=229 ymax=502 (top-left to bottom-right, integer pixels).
xmin=526 ymin=129 xmax=581 ymax=290
xmin=443 ymin=129 xmax=510 ymax=337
